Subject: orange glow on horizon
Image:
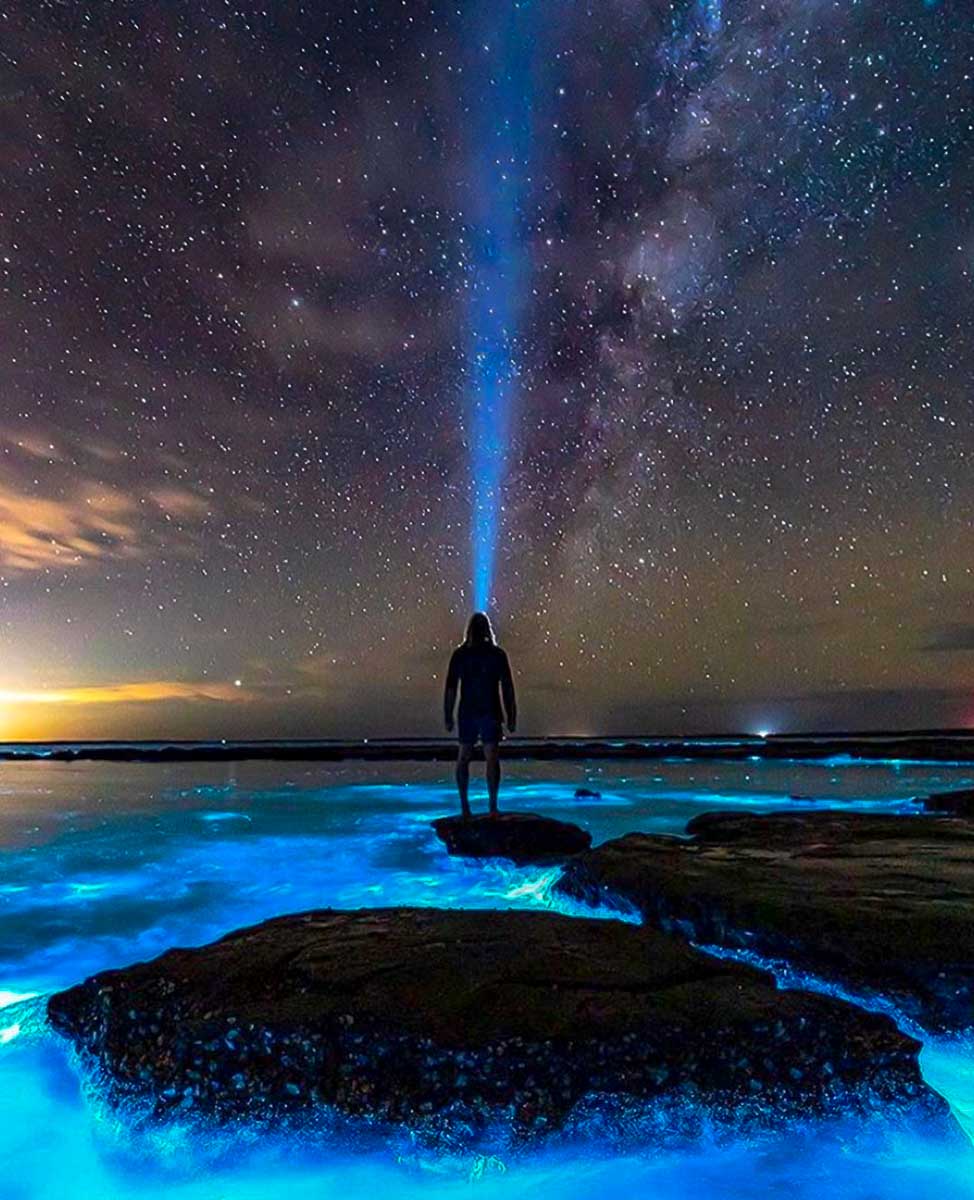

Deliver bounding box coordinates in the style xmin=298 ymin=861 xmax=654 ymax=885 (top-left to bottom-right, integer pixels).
xmin=0 ymin=680 xmax=254 ymax=741
xmin=0 ymin=681 xmax=250 ymax=707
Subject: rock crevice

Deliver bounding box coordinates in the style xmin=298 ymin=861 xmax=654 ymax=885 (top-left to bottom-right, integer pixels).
xmin=557 ymin=811 xmax=974 ymax=1030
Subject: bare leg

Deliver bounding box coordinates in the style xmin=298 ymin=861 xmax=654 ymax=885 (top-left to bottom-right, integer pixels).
xmin=456 ymin=743 xmax=474 ymax=818
xmin=484 ymin=742 xmax=500 ymax=814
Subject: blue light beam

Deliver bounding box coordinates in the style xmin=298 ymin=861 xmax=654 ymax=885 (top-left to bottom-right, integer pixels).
xmin=467 ymin=2 xmax=536 ymax=611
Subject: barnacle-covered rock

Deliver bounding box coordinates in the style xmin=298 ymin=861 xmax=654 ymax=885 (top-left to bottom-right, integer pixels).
xmin=48 ymin=907 xmax=942 ymax=1136
xmin=432 ymin=812 xmax=591 ymax=864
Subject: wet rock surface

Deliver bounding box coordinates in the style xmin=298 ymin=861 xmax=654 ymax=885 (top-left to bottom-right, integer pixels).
xmin=921 ymin=788 xmax=974 ymax=817
xmin=46 ymin=906 xmax=939 ymax=1134
xmin=558 ymin=811 xmax=974 ymax=1030
xmin=432 ymin=811 xmax=591 ymax=863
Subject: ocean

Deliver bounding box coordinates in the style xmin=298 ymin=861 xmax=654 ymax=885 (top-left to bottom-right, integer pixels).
xmin=2 ymin=753 xmax=974 ymax=1198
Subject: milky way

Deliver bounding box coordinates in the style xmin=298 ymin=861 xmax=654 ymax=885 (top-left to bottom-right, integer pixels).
xmin=0 ymin=1 xmax=971 ymax=739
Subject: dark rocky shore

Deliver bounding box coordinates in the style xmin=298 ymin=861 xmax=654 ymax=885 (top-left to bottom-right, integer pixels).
xmin=922 ymin=788 xmax=974 ymax=817
xmin=558 ymin=811 xmax=974 ymax=1030
xmin=432 ymin=812 xmax=591 ymax=864
xmin=10 ymin=731 xmax=974 ymax=763
xmin=47 ymin=906 xmax=941 ymax=1136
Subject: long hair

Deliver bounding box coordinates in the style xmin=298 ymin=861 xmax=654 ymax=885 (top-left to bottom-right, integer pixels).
xmin=465 ymin=611 xmax=494 ymax=646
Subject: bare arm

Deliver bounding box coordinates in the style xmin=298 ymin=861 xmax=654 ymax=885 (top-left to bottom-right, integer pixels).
xmin=443 ymin=649 xmax=460 ymax=730
xmin=500 ymin=650 xmax=517 ymax=732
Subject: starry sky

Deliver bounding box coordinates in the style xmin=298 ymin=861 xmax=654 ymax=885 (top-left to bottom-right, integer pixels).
xmin=0 ymin=0 xmax=971 ymax=741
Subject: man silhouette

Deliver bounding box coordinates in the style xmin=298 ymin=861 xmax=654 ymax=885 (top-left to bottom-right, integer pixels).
xmin=443 ymin=612 xmax=517 ymax=818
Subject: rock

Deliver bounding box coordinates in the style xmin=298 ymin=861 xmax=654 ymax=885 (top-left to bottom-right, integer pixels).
xmin=432 ymin=811 xmax=591 ymax=864
xmin=47 ymin=907 xmax=941 ymax=1136
xmin=575 ymin=787 xmax=602 ymax=799
xmin=920 ymin=788 xmax=974 ymax=817
xmin=557 ymin=811 xmax=974 ymax=1030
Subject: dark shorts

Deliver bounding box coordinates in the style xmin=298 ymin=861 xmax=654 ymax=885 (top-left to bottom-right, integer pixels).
xmin=457 ymin=714 xmax=503 ymax=745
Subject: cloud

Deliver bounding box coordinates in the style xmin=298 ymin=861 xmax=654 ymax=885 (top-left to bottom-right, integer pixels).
xmin=920 ymin=624 xmax=974 ymax=653
xmin=0 ymin=481 xmax=139 ymax=571
xmin=149 ymin=488 xmax=213 ymax=521
xmin=0 ymin=462 xmax=220 ymax=572
xmin=0 ymin=681 xmax=252 ymax=706
xmin=0 ymin=428 xmax=67 ymax=462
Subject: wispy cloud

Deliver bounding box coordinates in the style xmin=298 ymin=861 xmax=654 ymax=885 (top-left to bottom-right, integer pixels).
xmin=149 ymin=487 xmax=213 ymax=521
xmin=0 ymin=428 xmax=67 ymax=462
xmin=0 ymin=482 xmax=139 ymax=571
xmin=0 ymin=457 xmax=218 ymax=572
xmin=0 ymin=681 xmax=252 ymax=706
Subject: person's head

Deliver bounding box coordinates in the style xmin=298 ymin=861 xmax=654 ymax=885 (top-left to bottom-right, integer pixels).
xmin=465 ymin=611 xmax=494 ymax=646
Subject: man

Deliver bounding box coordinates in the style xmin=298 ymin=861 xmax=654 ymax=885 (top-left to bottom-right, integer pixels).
xmin=443 ymin=612 xmax=517 ymax=818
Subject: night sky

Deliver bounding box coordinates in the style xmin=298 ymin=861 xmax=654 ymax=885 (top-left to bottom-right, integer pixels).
xmin=0 ymin=1 xmax=971 ymax=741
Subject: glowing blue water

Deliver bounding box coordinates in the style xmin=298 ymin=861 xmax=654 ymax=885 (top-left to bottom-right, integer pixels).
xmin=2 ymin=756 xmax=974 ymax=1197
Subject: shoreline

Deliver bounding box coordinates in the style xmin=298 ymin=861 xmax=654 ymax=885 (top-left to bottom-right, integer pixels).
xmin=3 ymin=732 xmax=974 ymax=764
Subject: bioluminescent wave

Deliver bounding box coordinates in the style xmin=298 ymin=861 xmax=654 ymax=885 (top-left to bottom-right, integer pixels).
xmin=466 ymin=1 xmax=537 ymax=611
xmin=4 ymin=757 xmax=974 ymax=1197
